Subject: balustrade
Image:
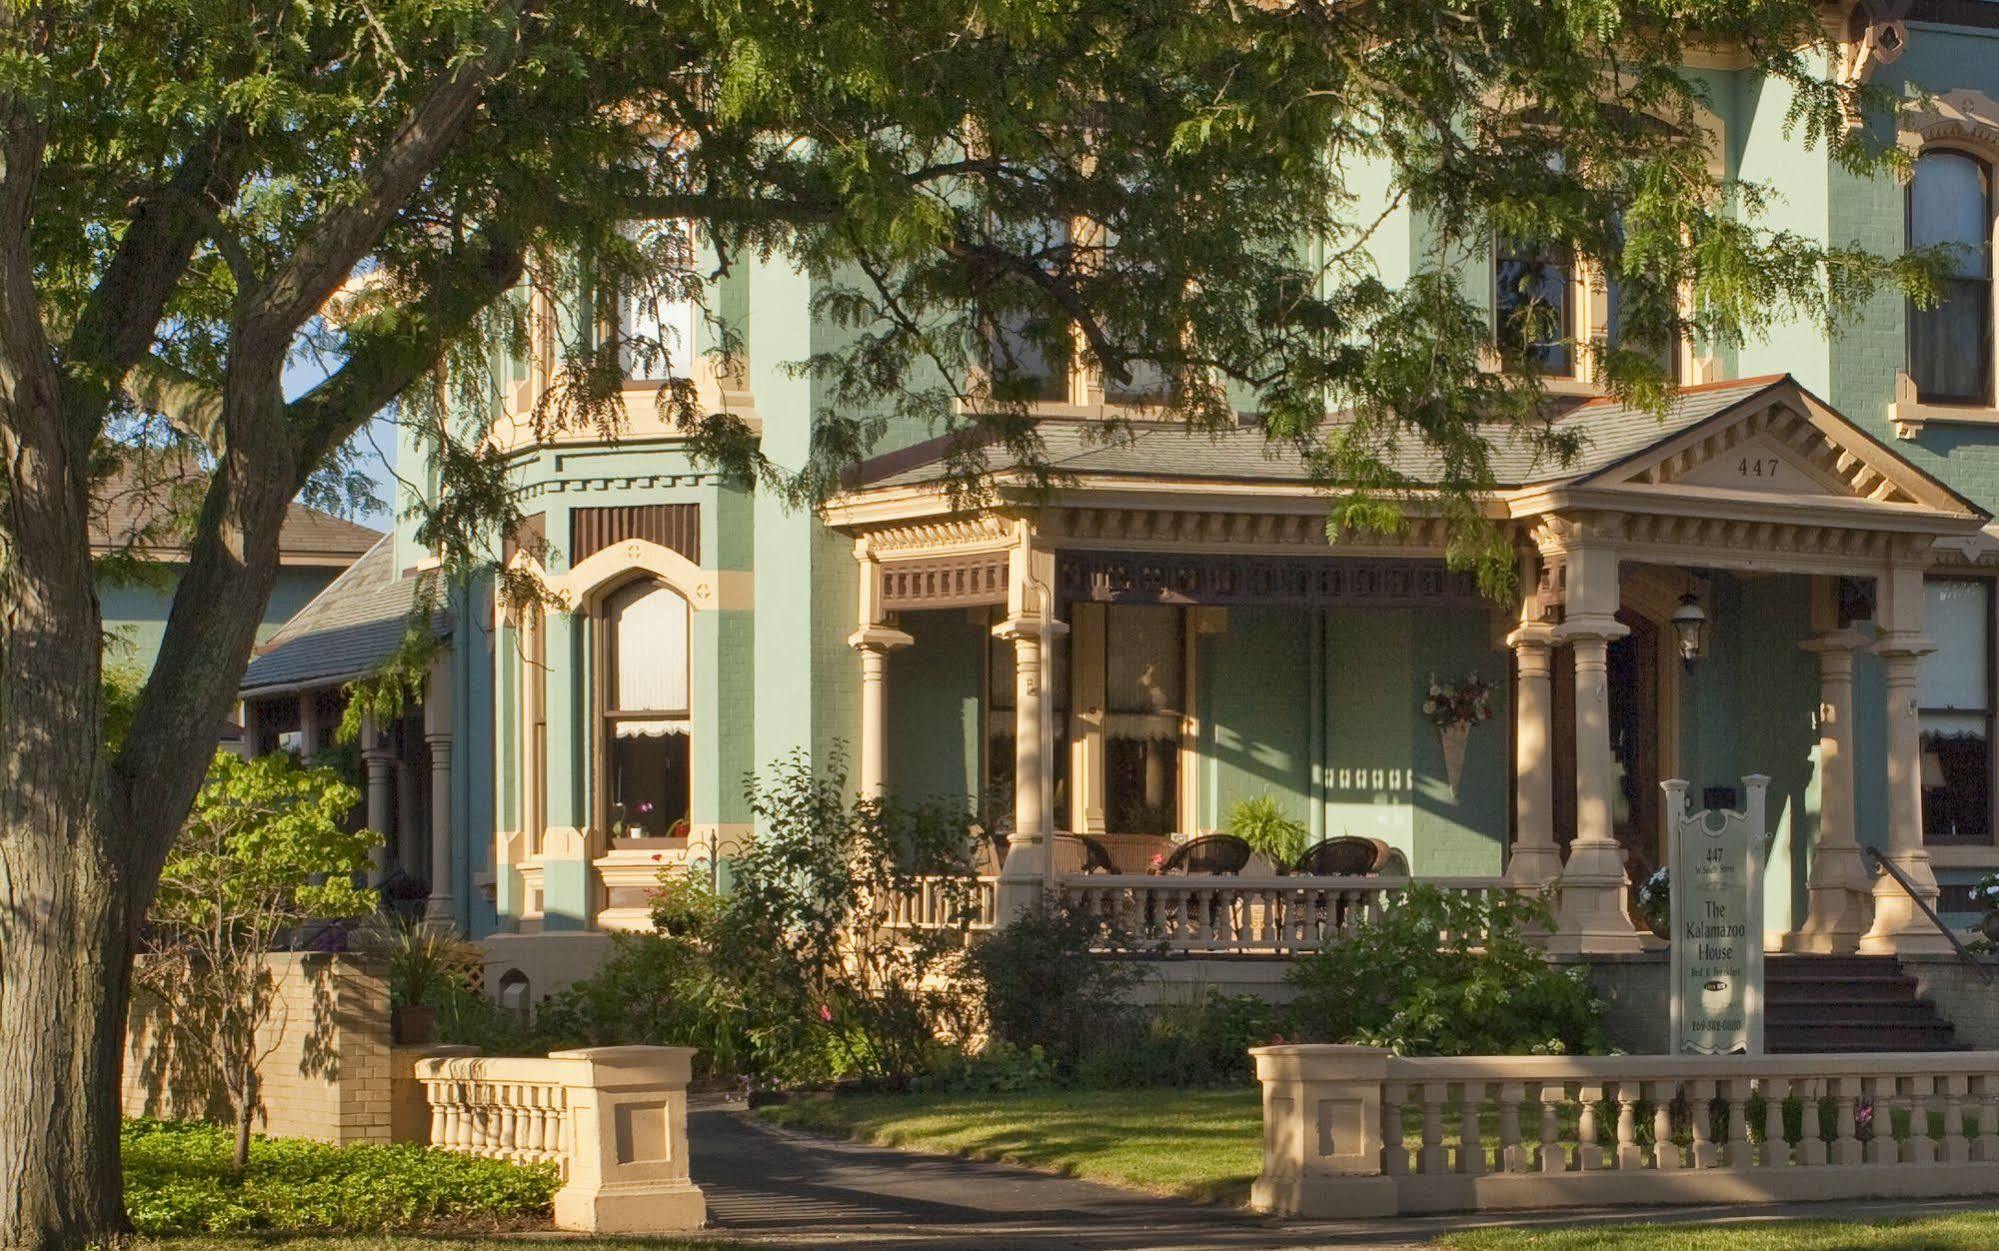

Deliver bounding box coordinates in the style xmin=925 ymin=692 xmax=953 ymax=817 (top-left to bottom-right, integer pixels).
xmin=1058 ymin=875 xmax=1506 ymax=954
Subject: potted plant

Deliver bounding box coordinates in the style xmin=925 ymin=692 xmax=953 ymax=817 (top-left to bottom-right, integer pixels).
xmin=1972 ymin=871 xmax=1999 ymax=942
xmin=1227 ymin=795 xmax=1307 ymax=871
xmin=1636 ymin=868 xmax=1671 ymax=939
xmin=362 ymin=919 xmax=480 ymax=1045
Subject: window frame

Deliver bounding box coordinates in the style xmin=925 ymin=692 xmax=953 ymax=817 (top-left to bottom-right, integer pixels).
xmin=1493 ymin=233 xmax=1578 ymax=379
xmin=591 ymin=576 xmax=694 ymax=843
xmin=1906 ymin=147 xmax=1997 ymax=410
xmin=1919 ymin=574 xmax=1996 ymax=848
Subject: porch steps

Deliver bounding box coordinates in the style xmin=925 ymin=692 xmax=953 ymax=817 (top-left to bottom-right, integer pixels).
xmin=1763 ymin=955 xmax=1959 ymax=1053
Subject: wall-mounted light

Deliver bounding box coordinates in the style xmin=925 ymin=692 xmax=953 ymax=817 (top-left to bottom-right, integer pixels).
xmin=1670 ymin=590 xmax=1709 ymax=665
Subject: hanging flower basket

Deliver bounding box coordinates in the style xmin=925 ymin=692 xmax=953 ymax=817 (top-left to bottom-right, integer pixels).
xmin=1423 ymin=674 xmax=1494 ymax=799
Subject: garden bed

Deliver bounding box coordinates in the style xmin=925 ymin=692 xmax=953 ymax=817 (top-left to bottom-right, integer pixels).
xmin=121 ymin=1120 xmax=558 ymax=1235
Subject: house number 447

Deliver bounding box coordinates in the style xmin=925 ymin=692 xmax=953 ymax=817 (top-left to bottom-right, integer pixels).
xmin=1737 ymin=456 xmax=1780 ymax=479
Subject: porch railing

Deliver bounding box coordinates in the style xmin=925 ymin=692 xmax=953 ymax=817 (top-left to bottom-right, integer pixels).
xmin=1254 ymin=1045 xmax=1999 ymax=1218
xmin=883 ymin=874 xmax=1000 ymax=932
xmin=1058 ymin=874 xmax=1507 ymax=955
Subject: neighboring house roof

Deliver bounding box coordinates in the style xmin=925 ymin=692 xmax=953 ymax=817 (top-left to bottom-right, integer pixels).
xmin=849 ymin=376 xmax=1795 ymax=494
xmin=239 ymin=536 xmax=447 ymax=695
xmin=91 ymin=463 xmax=381 ymax=567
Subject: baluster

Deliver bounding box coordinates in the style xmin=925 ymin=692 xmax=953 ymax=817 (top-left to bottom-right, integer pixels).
xmin=1941 ymin=1074 xmax=1971 ymax=1164
xmin=1974 ymin=1075 xmax=1999 ymax=1162
xmin=1415 ymin=1083 xmax=1449 ymax=1174
xmin=1650 ymin=1081 xmax=1681 ymax=1170
xmin=1575 ymin=1083 xmax=1604 ymax=1170
xmin=1498 ymin=1081 xmax=1530 ymax=1173
xmin=1537 ymin=1082 xmax=1566 ymax=1174
xmin=1864 ymin=1076 xmax=1897 ymax=1165
xmin=1382 ymin=1083 xmax=1410 ymax=1176
xmin=1723 ymin=1079 xmax=1752 ymax=1170
xmin=1458 ymin=1081 xmax=1487 ymax=1176
xmin=426 ymin=1083 xmax=446 ymax=1147
xmin=1758 ymin=1077 xmax=1789 ymax=1168
xmin=499 ymin=1085 xmax=520 ymax=1159
xmin=1832 ymin=1076 xmax=1864 ymax=1166
xmin=1615 ymin=1081 xmax=1644 ymax=1170
xmin=1687 ymin=1079 xmax=1717 ymax=1169
xmin=1905 ymin=1076 xmax=1937 ymax=1165
xmin=450 ymin=1082 xmax=470 ymax=1151
xmin=1798 ymin=1079 xmax=1826 ymax=1167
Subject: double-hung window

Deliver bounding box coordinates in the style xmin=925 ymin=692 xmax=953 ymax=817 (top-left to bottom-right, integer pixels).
xmin=1909 ymin=151 xmax=1995 ymax=408
xmin=1920 ymin=577 xmax=1993 ymax=845
xmin=600 ymin=580 xmax=692 ymax=839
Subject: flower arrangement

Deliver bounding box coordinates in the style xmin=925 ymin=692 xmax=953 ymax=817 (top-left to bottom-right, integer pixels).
xmin=1972 ymin=870 xmax=1999 ymax=912
xmin=1637 ymin=868 xmax=1671 ymax=936
xmin=1423 ymin=674 xmax=1495 ymax=730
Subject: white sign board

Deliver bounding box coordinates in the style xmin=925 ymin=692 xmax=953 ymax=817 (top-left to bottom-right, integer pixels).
xmin=1664 ymin=775 xmax=1768 ymax=1056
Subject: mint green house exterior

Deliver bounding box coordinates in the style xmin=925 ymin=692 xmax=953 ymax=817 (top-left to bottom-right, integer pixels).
xmin=239 ymin=5 xmax=1999 ymax=999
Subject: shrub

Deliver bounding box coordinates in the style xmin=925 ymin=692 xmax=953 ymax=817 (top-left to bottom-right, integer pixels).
xmin=120 ymin=1119 xmax=556 ymax=1234
xmin=532 ymin=930 xmax=749 ymax=1076
xmin=1226 ymin=795 xmax=1308 ymax=867
xmin=971 ymin=899 xmax=1145 ymax=1076
xmin=1285 ymin=886 xmax=1608 ymax=1056
xmin=1075 ymin=991 xmax=1283 ymax=1088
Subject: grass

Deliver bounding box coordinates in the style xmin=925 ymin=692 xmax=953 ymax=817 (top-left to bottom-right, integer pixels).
xmin=1437 ymin=1211 xmax=1999 ymax=1250
xmin=758 ymin=1087 xmax=1265 ymax=1202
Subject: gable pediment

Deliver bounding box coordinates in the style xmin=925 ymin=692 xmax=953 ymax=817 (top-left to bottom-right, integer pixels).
xmin=1580 ymin=386 xmax=1979 ymax=519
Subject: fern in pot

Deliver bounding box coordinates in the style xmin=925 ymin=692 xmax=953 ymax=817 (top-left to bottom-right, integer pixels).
xmin=1227 ymin=795 xmax=1308 ymax=872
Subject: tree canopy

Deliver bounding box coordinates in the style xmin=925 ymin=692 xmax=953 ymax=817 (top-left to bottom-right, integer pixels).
xmin=0 ymin=2 xmax=1932 ymax=1247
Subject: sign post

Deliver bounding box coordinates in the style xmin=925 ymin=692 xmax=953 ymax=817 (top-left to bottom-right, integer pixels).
xmin=1664 ymin=775 xmax=1769 ymax=1056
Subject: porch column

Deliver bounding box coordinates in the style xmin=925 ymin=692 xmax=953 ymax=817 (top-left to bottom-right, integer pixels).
xmin=396 ymin=750 xmax=423 ymax=878
xmin=992 ymin=614 xmax=1068 ymax=917
xmin=297 ymin=691 xmax=322 ymax=759
xmin=1506 ymin=622 xmax=1562 ymax=888
xmin=1862 ymin=559 xmax=1948 ymax=953
xmin=1547 ymin=535 xmax=1641 ymax=954
xmin=848 ymin=625 xmax=914 ymax=797
xmin=361 ymin=714 xmax=395 ymax=891
xmin=424 ymin=655 xmax=457 ymax=928
xmin=1795 ymin=630 xmax=1871 ymax=953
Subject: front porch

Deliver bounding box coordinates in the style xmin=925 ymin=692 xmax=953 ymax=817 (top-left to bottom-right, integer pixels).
xmin=832 ymin=375 xmax=1997 ymax=959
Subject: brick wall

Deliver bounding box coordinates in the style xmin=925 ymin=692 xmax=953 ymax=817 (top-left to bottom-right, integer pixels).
xmin=123 ymin=952 xmax=396 ymax=1145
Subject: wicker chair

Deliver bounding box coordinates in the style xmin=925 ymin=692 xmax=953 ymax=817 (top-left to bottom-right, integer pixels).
xmin=1050 ymin=833 xmax=1116 ymax=876
xmin=1292 ymin=836 xmax=1391 ymax=877
xmin=1157 ymin=833 xmax=1253 ymax=876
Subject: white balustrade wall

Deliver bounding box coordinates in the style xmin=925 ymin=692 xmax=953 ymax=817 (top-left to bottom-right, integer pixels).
xmin=1254 ymin=1045 xmax=1999 ymax=1217
xmin=412 ymin=1046 xmax=706 ymax=1234
xmin=885 ymin=874 xmax=999 ymax=932
xmin=1059 ymin=875 xmax=1507 ymax=954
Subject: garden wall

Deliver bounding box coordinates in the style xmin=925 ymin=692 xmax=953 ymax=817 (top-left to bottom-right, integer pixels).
xmin=123 ymin=952 xmax=399 ymax=1144
xmin=1903 ymin=954 xmax=1999 ymax=1048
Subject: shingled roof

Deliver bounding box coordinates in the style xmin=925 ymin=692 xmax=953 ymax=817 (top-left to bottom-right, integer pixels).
xmin=92 ymin=462 xmax=381 ymax=564
xmin=848 ymin=375 xmax=1793 ymax=494
xmin=239 ymin=536 xmax=447 ymax=694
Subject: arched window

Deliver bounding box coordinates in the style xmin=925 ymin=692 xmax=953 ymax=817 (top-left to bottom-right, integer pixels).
xmin=600 ymin=579 xmax=692 ymax=839
xmin=1909 ymin=149 xmax=1995 ymax=407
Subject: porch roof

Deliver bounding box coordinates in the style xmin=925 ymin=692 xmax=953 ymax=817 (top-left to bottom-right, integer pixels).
xmin=239 ymin=536 xmax=447 ymax=696
xmin=848 ymin=376 xmax=1792 ymax=494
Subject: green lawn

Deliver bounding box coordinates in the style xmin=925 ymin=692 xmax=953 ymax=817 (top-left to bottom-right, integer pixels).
xmin=1437 ymin=1211 xmax=1999 ymax=1250
xmin=758 ymin=1087 xmax=1264 ymax=1202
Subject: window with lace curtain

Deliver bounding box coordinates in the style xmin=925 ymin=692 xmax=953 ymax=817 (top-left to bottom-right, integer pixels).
xmin=598 ymin=579 xmax=692 ymax=839
xmin=1909 ymin=151 xmax=1995 ymax=407
xmin=1103 ymin=604 xmax=1183 ymax=835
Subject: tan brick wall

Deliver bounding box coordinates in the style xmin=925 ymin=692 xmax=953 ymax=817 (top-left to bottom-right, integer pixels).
xmin=122 ymin=952 xmax=397 ymax=1145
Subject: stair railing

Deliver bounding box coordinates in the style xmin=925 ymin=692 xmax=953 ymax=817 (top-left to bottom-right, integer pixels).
xmin=1862 ymin=845 xmax=1993 ymax=984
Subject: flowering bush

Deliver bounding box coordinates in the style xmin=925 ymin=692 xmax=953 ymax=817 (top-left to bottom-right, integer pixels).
xmin=1422 ymin=674 xmax=1494 ymax=730
xmin=1972 ymin=871 xmax=1999 ymax=912
xmin=1637 ymin=868 xmax=1671 ymax=934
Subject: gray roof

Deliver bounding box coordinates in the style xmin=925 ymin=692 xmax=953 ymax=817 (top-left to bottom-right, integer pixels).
xmin=850 ymin=376 xmax=1790 ymax=493
xmin=239 ymin=536 xmax=446 ymax=694
xmin=92 ymin=459 xmax=381 ymax=562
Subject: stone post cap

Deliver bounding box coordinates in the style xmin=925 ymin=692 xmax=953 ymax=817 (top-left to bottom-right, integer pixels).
xmin=1249 ymin=1044 xmax=1392 ymax=1081
xmin=547 ymin=1044 xmax=696 ymax=1085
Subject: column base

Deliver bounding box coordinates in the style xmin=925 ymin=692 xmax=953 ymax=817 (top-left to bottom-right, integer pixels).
xmin=422 ymin=897 xmax=458 ymax=932
xmin=1859 ymin=862 xmax=1957 ymax=956
xmin=554 ymin=1181 xmax=706 ymax=1234
xmin=1791 ymin=848 xmax=1873 ymax=955
xmin=996 ymin=838 xmax=1048 ymax=924
xmin=1546 ymin=838 xmax=1642 ymax=955
xmin=1505 ymin=845 xmax=1565 ymax=891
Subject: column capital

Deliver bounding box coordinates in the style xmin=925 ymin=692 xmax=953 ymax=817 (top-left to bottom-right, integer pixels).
xmin=991 ymin=615 xmax=1070 ymax=643
xmin=1800 ymin=628 xmax=1870 ymax=658
xmin=847 ymin=625 xmax=915 ymax=654
xmin=1505 ymin=621 xmax=1558 ymax=652
xmin=1555 ymin=615 xmax=1630 ymax=647
xmin=1874 ymin=631 xmax=1935 ymax=660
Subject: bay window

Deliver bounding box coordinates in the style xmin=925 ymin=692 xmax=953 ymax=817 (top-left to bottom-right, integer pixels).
xmin=1495 ymin=236 xmax=1575 ymax=376
xmin=616 ymin=220 xmax=698 ymax=383
xmin=1919 ymin=577 xmax=1993 ymax=845
xmin=1908 ymin=150 xmax=1994 ymax=407
xmin=599 ymin=579 xmax=692 ymax=840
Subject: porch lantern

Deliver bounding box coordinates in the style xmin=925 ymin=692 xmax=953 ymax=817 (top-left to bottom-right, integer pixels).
xmin=1670 ymin=591 xmax=1709 ymax=665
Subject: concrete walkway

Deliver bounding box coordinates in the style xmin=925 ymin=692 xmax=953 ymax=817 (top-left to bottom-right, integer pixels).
xmin=685 ymin=1102 xmax=1999 ymax=1249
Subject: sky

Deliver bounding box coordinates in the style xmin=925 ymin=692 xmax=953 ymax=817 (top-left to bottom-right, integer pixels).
xmin=283 ymin=356 xmax=399 ymax=531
